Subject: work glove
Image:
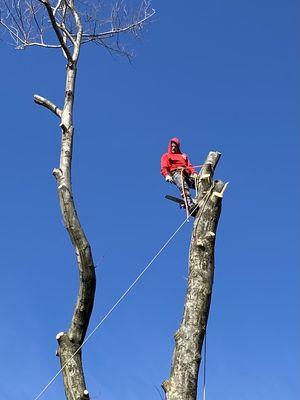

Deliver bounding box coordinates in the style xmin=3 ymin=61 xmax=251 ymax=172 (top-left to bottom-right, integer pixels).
xmin=190 ymin=173 xmax=198 ymax=179
xmin=165 ymin=175 xmax=173 ymax=183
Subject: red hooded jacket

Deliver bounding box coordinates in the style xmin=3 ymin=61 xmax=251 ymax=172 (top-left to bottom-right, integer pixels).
xmin=160 ymin=137 xmax=196 ymax=177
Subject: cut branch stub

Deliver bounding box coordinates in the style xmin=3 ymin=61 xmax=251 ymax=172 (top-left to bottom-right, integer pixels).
xmin=34 ymin=95 xmax=62 ymax=117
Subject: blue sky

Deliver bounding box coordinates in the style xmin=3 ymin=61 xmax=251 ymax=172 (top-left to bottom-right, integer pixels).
xmin=0 ymin=0 xmax=299 ymax=399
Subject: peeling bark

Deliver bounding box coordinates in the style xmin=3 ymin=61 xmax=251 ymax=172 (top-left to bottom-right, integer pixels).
xmin=163 ymin=152 xmax=226 ymax=400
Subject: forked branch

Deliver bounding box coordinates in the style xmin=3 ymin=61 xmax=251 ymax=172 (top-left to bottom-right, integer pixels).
xmin=37 ymin=0 xmax=73 ymax=60
xmin=0 ymin=0 xmax=155 ymax=60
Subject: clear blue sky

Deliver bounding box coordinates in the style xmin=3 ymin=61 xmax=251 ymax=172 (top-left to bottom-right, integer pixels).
xmin=0 ymin=0 xmax=299 ymax=399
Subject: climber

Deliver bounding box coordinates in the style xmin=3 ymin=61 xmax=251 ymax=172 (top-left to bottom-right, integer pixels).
xmin=161 ymin=137 xmax=198 ymax=211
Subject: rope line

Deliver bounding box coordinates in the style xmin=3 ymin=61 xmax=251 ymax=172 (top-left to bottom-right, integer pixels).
xmin=180 ymin=168 xmax=190 ymax=219
xmin=33 ymin=216 xmax=191 ymax=400
xmin=202 ymin=333 xmax=207 ymax=400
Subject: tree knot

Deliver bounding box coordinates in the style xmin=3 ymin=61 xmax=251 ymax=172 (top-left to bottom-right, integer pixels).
xmin=53 ymin=167 xmax=63 ymax=180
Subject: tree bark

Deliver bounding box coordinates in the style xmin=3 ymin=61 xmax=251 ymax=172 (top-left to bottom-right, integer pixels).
xmin=162 ymin=152 xmax=226 ymax=400
xmin=0 ymin=0 xmax=154 ymax=398
xmin=53 ymin=62 xmax=96 ymax=400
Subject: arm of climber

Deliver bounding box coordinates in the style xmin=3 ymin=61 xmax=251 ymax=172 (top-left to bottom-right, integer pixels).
xmin=185 ymin=156 xmax=196 ymax=175
xmin=161 ymin=154 xmax=171 ymax=177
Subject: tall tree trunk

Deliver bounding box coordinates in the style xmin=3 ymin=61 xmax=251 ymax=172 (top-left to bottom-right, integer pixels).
xmin=31 ymin=3 xmax=94 ymax=397
xmin=162 ymin=152 xmax=227 ymax=400
xmin=53 ymin=62 xmax=96 ymax=400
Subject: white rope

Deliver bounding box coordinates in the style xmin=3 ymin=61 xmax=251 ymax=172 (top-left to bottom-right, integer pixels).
xmin=202 ymin=333 xmax=207 ymax=400
xmin=33 ymin=215 xmax=191 ymax=400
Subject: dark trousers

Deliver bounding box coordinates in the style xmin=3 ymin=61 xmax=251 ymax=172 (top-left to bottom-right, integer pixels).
xmin=170 ymin=170 xmax=195 ymax=206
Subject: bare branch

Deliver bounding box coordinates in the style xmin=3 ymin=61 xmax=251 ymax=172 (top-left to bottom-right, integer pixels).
xmin=0 ymin=17 xmax=24 ymax=44
xmin=58 ymin=21 xmax=75 ymax=44
xmin=89 ymin=37 xmax=132 ymax=61
xmin=30 ymin=0 xmax=43 ymax=37
xmin=1 ymin=0 xmax=59 ymax=49
xmin=53 ymin=0 xmax=63 ymax=16
xmin=82 ymin=8 xmax=155 ymax=40
xmin=3 ymin=0 xmax=25 ymax=40
xmin=25 ymin=41 xmax=61 ymax=47
xmin=13 ymin=0 xmax=26 ymax=37
xmin=0 ymin=17 xmax=61 ymax=48
xmin=66 ymin=0 xmax=82 ymax=61
xmin=37 ymin=0 xmax=72 ymax=60
xmin=1 ymin=0 xmax=155 ymax=58
xmin=81 ymin=1 xmax=155 ymax=58
xmin=34 ymin=94 xmax=62 ymax=117
xmin=54 ymin=2 xmax=75 ymax=46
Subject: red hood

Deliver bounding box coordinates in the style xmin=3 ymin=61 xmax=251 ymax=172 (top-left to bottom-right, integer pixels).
xmin=168 ymin=137 xmax=181 ymax=153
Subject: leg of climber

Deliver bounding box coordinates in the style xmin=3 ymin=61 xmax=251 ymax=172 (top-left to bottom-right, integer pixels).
xmin=171 ymin=170 xmax=195 ymax=208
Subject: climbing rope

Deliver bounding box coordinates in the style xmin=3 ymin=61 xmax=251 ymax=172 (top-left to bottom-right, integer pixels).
xmin=180 ymin=167 xmax=190 ymax=219
xmin=202 ymin=333 xmax=207 ymax=400
xmin=179 ymin=164 xmax=203 ymax=220
xmin=195 ymin=173 xmax=199 ymax=199
xmin=33 ymin=216 xmax=191 ymax=400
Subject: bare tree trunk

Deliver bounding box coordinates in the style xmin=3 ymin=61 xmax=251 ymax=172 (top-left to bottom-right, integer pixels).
xmin=162 ymin=152 xmax=227 ymax=400
xmin=33 ymin=37 xmax=94 ymax=400
xmin=31 ymin=4 xmax=96 ymax=398
xmin=52 ymin=61 xmax=96 ymax=400
xmin=1 ymin=1 xmax=154 ymax=398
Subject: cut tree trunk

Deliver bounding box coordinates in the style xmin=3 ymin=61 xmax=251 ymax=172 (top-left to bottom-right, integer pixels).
xmin=162 ymin=151 xmax=226 ymax=400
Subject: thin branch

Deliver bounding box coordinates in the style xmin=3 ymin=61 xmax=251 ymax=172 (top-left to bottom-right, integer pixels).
xmin=60 ymin=1 xmax=68 ymax=47
xmin=34 ymin=94 xmax=62 ymax=117
xmin=67 ymin=0 xmax=82 ymax=61
xmin=13 ymin=0 xmax=26 ymax=37
xmin=89 ymin=36 xmax=133 ymax=62
xmin=30 ymin=0 xmax=42 ymax=37
xmin=25 ymin=41 xmax=61 ymax=48
xmin=53 ymin=0 xmax=63 ymax=16
xmin=3 ymin=0 xmax=25 ymax=41
xmin=81 ymin=7 xmax=155 ymax=40
xmin=0 ymin=18 xmax=24 ymax=44
xmin=58 ymin=22 xmax=75 ymax=45
xmin=1 ymin=0 xmax=155 ymax=58
xmin=0 ymin=19 xmax=61 ymax=48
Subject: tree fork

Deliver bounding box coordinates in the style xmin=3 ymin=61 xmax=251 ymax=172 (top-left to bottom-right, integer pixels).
xmin=162 ymin=151 xmax=227 ymax=400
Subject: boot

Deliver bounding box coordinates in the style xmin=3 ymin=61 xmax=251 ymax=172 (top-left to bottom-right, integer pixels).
xmin=187 ymin=197 xmax=198 ymax=216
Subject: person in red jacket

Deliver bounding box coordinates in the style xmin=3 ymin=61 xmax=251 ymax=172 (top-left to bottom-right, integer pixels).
xmin=161 ymin=137 xmax=197 ymax=210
